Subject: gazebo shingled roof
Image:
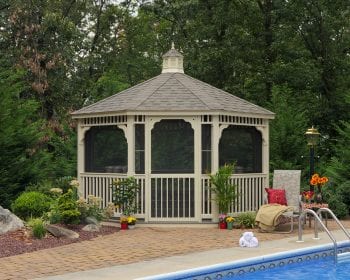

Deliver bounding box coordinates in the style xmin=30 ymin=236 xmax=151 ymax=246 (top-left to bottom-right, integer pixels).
xmin=72 ymin=72 xmax=274 ymax=118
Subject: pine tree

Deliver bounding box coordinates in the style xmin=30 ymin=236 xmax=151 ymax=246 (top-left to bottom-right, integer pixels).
xmin=0 ymin=64 xmax=44 ymax=208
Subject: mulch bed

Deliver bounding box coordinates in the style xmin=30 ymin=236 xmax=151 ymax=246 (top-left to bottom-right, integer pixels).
xmin=0 ymin=224 xmax=118 ymax=258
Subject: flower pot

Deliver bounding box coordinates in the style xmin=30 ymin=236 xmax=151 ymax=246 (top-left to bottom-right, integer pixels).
xmin=227 ymin=222 xmax=233 ymax=230
xmin=219 ymin=222 xmax=227 ymax=229
xmin=128 ymin=224 xmax=135 ymax=229
xmin=120 ymin=223 xmax=128 ymax=230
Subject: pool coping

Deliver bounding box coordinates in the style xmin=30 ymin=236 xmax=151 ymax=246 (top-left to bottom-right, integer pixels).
xmin=139 ymin=240 xmax=350 ymax=280
xmin=35 ymin=229 xmax=350 ymax=280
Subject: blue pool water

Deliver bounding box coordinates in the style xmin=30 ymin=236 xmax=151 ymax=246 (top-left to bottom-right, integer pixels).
xmin=143 ymin=241 xmax=350 ymax=280
xmin=228 ymin=257 xmax=350 ymax=279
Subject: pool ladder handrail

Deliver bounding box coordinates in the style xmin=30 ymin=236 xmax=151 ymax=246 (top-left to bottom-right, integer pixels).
xmin=315 ymin=208 xmax=350 ymax=240
xmin=297 ymin=208 xmax=338 ymax=262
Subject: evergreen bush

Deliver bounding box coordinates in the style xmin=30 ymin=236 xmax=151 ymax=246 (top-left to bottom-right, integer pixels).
xmin=57 ymin=189 xmax=80 ymax=224
xmin=322 ymin=181 xmax=350 ymax=218
xmin=11 ymin=191 xmax=51 ymax=220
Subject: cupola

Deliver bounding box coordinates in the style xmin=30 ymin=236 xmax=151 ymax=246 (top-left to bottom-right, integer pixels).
xmin=161 ymin=43 xmax=184 ymax=73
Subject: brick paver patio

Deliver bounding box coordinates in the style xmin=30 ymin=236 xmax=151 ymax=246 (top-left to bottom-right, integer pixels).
xmin=0 ymin=220 xmax=349 ymax=280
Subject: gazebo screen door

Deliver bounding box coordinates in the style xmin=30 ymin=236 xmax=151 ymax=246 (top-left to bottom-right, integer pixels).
xmin=150 ymin=120 xmax=196 ymax=221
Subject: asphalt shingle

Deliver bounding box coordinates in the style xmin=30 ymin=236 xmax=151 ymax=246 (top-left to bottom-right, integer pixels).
xmin=72 ymin=73 xmax=274 ymax=117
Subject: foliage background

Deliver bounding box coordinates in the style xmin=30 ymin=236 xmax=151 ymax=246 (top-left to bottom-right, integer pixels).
xmin=1 ymin=0 xmax=349 ymax=212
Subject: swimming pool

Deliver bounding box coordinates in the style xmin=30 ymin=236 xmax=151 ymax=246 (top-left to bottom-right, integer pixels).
xmin=141 ymin=241 xmax=350 ymax=280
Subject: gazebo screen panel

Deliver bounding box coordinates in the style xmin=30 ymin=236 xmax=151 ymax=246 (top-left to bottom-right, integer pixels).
xmin=151 ymin=120 xmax=194 ymax=174
xmin=85 ymin=126 xmax=127 ymax=173
xmin=202 ymin=124 xmax=211 ymax=174
xmin=219 ymin=125 xmax=262 ymax=173
xmin=135 ymin=124 xmax=145 ymax=174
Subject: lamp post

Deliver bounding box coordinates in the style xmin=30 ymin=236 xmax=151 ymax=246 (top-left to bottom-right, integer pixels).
xmin=305 ymin=126 xmax=320 ymax=192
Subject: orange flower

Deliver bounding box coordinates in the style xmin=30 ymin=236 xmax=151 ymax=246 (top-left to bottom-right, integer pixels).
xmin=309 ymin=173 xmax=328 ymax=186
xmin=321 ymin=177 xmax=328 ymax=184
xmin=310 ymin=178 xmax=318 ymax=186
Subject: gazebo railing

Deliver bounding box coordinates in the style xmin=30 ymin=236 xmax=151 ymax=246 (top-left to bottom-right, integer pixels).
xmin=80 ymin=172 xmax=266 ymax=221
xmin=201 ymin=173 xmax=266 ymax=219
xmin=80 ymin=173 xmax=146 ymax=218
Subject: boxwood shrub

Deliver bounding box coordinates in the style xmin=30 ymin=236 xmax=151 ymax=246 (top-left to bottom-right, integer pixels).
xmin=12 ymin=191 xmax=52 ymax=220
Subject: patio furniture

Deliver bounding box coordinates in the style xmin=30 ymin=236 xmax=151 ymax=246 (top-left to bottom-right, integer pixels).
xmin=272 ymin=170 xmax=302 ymax=233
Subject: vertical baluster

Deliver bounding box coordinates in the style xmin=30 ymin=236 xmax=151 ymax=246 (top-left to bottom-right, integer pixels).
xmin=171 ymin=178 xmax=174 ymax=218
xmin=160 ymin=178 xmax=163 ymax=218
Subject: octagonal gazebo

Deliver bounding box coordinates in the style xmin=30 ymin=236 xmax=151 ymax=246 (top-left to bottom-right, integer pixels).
xmin=72 ymin=45 xmax=275 ymax=223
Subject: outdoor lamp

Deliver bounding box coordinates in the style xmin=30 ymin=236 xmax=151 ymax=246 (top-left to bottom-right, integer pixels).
xmin=305 ymin=126 xmax=320 ymax=191
xmin=305 ymin=126 xmax=320 ymax=146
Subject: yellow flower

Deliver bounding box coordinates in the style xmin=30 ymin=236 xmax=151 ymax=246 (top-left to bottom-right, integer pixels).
xmin=127 ymin=216 xmax=137 ymax=224
xmin=120 ymin=216 xmax=128 ymax=224
xmin=226 ymin=216 xmax=234 ymax=222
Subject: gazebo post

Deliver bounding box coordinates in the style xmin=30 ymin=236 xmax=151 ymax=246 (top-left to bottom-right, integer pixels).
xmin=257 ymin=123 xmax=270 ymax=190
xmin=143 ymin=117 xmax=153 ymax=222
xmin=211 ymin=115 xmax=220 ymax=222
xmin=77 ymin=121 xmax=89 ymax=197
xmin=194 ymin=116 xmax=202 ymax=222
xmin=126 ymin=116 xmax=135 ymax=175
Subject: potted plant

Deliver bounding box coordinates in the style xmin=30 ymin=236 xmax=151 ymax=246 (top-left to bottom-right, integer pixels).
xmin=218 ymin=214 xmax=227 ymax=229
xmin=209 ymin=164 xmax=237 ymax=226
xmin=127 ymin=216 xmax=137 ymax=229
xmin=310 ymin=173 xmax=328 ymax=203
xmin=120 ymin=216 xmax=128 ymax=230
xmin=111 ymin=176 xmax=139 ymax=217
xmin=225 ymin=216 xmax=235 ymax=230
xmin=236 ymin=211 xmax=256 ymax=229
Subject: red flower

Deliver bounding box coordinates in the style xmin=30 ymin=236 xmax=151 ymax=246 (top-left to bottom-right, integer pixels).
xmin=302 ymin=191 xmax=314 ymax=200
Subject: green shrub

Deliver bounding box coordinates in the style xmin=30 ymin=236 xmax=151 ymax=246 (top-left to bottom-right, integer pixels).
xmin=25 ymin=180 xmax=54 ymax=196
xmin=60 ymin=209 xmax=81 ymax=224
xmin=58 ymin=189 xmax=80 ymax=224
xmin=12 ymin=191 xmax=52 ymax=220
xmin=56 ymin=176 xmax=77 ymax=194
xmin=77 ymin=195 xmax=104 ymax=222
xmin=111 ymin=177 xmax=140 ymax=215
xmin=44 ymin=199 xmax=62 ymax=224
xmin=236 ymin=211 xmax=257 ymax=228
xmin=27 ymin=218 xmax=46 ymax=239
xmin=327 ymin=195 xmax=348 ymax=219
xmin=322 ymin=181 xmax=350 ymax=218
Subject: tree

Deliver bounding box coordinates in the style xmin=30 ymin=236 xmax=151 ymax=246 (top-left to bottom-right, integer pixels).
xmin=0 ymin=64 xmax=45 ymax=208
xmin=268 ymin=85 xmax=308 ymax=172
xmin=326 ymin=122 xmax=350 ymax=185
xmin=284 ymin=0 xmax=350 ymax=139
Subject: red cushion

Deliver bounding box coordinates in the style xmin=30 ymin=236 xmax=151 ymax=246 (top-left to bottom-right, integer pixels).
xmin=265 ymin=188 xmax=287 ymax=205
